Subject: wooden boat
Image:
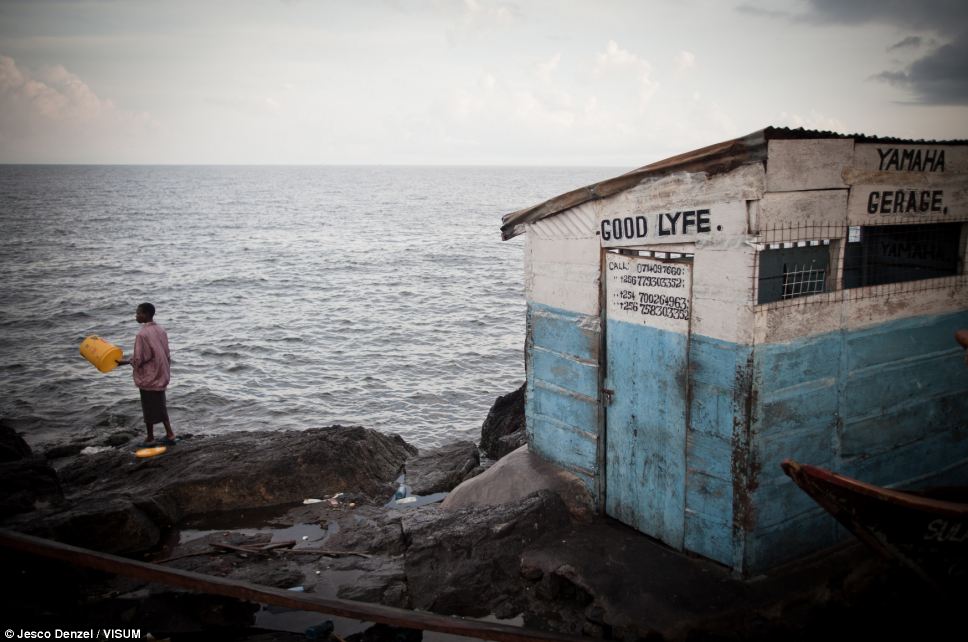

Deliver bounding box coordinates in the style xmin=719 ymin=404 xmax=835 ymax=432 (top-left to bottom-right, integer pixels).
xmin=781 ymin=459 xmax=968 ymax=593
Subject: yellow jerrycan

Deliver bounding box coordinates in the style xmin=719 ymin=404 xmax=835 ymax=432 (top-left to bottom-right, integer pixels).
xmin=80 ymin=336 xmax=124 ymax=373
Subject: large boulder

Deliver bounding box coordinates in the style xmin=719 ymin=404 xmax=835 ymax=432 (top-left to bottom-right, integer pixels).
xmin=400 ymin=490 xmax=572 ymax=616
xmin=56 ymin=425 xmax=415 ymax=515
xmin=0 ymin=421 xmax=33 ymax=462
xmin=442 ymin=445 xmax=594 ymax=521
xmin=0 ymin=456 xmax=64 ymax=518
xmin=16 ymin=495 xmax=163 ymax=555
xmin=479 ymin=384 xmax=526 ymax=460
xmin=405 ymin=440 xmax=481 ymax=495
xmin=6 ymin=426 xmax=416 ymax=554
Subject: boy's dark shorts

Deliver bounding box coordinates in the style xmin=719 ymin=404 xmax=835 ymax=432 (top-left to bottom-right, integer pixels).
xmin=139 ymin=389 xmax=169 ymax=425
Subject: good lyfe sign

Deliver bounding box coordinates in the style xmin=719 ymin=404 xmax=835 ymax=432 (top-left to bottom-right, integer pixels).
xmin=599 ymin=207 xmax=718 ymax=247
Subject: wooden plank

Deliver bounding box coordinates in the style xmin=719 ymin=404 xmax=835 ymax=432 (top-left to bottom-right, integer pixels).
xmin=599 ymin=194 xmax=753 ymax=249
xmin=846 ymin=180 xmax=968 ymax=224
xmin=0 ymin=529 xmax=593 ymax=642
xmin=756 ymin=190 xmax=848 ymax=231
xmin=766 ymin=139 xmax=853 ymax=192
xmin=527 ymin=236 xmax=600 ymax=315
xmin=852 ymin=143 xmax=968 ymax=174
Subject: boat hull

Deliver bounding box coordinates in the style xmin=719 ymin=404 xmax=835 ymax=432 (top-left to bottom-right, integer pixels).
xmin=781 ymin=460 xmax=968 ymax=593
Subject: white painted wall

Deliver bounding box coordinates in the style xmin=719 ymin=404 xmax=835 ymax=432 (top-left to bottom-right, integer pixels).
xmin=522 ymin=140 xmax=968 ymax=347
xmin=525 ymin=202 xmax=601 ymax=317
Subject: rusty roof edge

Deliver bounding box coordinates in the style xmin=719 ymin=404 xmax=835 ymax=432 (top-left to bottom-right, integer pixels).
xmin=500 ymin=126 xmax=968 ymax=240
xmin=500 ymin=128 xmax=768 ymax=240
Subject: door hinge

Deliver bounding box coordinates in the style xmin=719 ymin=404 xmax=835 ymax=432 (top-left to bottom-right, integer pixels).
xmin=602 ymin=388 xmax=614 ymax=405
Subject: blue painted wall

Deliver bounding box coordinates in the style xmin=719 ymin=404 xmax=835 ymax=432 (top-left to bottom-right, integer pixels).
xmin=686 ymin=335 xmax=753 ymax=567
xmin=526 ymin=302 xmax=601 ymax=495
xmin=604 ymin=319 xmax=689 ymax=548
xmin=745 ymin=309 xmax=968 ymax=572
xmin=526 ymin=298 xmax=968 ymax=574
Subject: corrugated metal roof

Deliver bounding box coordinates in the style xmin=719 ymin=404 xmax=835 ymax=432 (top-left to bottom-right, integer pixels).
xmin=500 ymin=126 xmax=968 ymax=240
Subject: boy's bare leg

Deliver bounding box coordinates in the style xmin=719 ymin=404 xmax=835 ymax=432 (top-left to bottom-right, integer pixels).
xmin=145 ymin=421 xmax=155 ymax=443
xmin=162 ymin=415 xmax=175 ymax=441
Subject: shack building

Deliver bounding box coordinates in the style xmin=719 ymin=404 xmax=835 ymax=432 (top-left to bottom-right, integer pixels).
xmin=501 ymin=127 xmax=968 ymax=574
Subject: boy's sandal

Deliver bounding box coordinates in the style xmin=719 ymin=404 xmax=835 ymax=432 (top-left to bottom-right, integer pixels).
xmin=159 ymin=437 xmax=178 ymax=446
xmin=139 ymin=440 xmax=158 ymax=448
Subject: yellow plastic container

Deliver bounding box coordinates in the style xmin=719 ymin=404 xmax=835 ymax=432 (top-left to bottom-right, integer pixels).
xmin=80 ymin=335 xmax=123 ymax=373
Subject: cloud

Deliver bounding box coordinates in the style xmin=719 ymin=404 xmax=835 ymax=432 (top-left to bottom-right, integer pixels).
xmin=594 ymin=40 xmax=658 ymax=110
xmin=446 ymin=0 xmax=518 ymax=44
xmin=874 ymin=37 xmax=968 ymax=104
xmin=426 ymin=42 xmax=735 ymax=165
xmin=735 ymin=3 xmax=793 ymax=20
xmin=0 ymin=54 xmax=156 ymax=162
xmin=676 ymin=51 xmax=696 ymax=71
xmin=0 ymin=55 xmax=107 ymax=122
xmin=795 ymin=0 xmax=968 ymax=105
xmin=801 ymin=0 xmax=967 ymax=33
xmin=887 ymin=35 xmax=924 ymax=51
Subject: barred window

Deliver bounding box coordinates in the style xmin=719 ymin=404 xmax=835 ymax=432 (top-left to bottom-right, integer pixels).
xmin=757 ymin=241 xmax=830 ymax=304
xmin=843 ymin=223 xmax=961 ymax=289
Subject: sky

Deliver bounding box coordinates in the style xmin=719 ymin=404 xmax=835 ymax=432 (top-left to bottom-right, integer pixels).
xmin=0 ymin=0 xmax=966 ymax=166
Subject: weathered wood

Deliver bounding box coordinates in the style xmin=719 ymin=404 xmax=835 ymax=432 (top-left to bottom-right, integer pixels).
xmin=260 ymin=540 xmax=296 ymax=550
xmin=781 ymin=460 xmax=968 ymax=593
xmin=502 ymin=130 xmax=768 ymax=240
xmin=756 ymin=190 xmax=848 ymax=232
xmin=766 ymin=139 xmax=853 ymax=192
xmin=846 ymin=180 xmax=967 ymax=224
xmin=275 ymin=548 xmax=373 ymax=558
xmin=212 ymin=542 xmax=272 ymax=557
xmin=852 ymin=143 xmax=968 ymax=174
xmin=0 ymin=529 xmax=594 ymax=642
xmin=599 ymin=166 xmax=763 ymax=249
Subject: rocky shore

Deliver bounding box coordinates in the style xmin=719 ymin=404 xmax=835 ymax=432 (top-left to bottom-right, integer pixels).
xmin=0 ymin=389 xmax=956 ymax=641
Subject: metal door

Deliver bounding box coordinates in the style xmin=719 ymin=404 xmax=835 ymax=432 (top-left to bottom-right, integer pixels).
xmin=603 ymin=253 xmax=691 ymax=547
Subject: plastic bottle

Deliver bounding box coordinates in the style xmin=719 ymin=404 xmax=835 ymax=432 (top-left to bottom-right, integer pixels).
xmin=304 ymin=620 xmax=334 ymax=640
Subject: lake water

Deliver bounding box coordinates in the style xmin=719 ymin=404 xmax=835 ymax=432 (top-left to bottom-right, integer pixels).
xmin=0 ymin=165 xmax=620 ymax=450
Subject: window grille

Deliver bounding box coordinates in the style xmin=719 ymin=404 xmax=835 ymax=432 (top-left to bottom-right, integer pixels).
xmin=757 ymin=241 xmax=830 ymax=304
xmin=843 ymin=222 xmax=961 ymax=289
xmin=782 ymin=262 xmax=826 ymax=299
xmin=754 ymin=220 xmax=966 ymax=308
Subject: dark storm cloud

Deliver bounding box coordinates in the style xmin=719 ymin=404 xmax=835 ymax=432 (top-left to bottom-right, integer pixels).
xmin=735 ymin=4 xmax=793 ymax=20
xmin=803 ymin=0 xmax=967 ymax=33
xmin=886 ymin=35 xmax=923 ymax=51
xmin=874 ymin=37 xmax=968 ymax=104
xmin=744 ymin=0 xmax=968 ymax=105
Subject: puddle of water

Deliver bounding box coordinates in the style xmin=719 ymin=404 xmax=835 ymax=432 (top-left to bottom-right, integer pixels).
xmin=254 ymin=608 xmax=523 ymax=642
xmin=178 ymin=502 xmax=303 ymax=530
xmin=386 ymin=492 xmax=449 ymax=510
xmin=177 ymin=522 xmax=328 ymax=546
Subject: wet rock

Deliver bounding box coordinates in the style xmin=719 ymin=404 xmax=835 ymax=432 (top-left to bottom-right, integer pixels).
xmin=44 ymin=443 xmax=85 ymax=459
xmin=337 ymin=559 xmax=410 ymax=608
xmin=479 ymin=383 xmax=526 ymax=460
xmin=11 ymin=496 xmax=163 ymax=554
xmin=321 ymin=510 xmax=407 ymax=555
xmin=0 ymin=421 xmax=33 ymax=462
xmin=5 ymin=426 xmax=414 ymax=555
xmin=0 ymin=456 xmax=64 ymax=517
xmin=400 ymin=490 xmax=571 ymax=617
xmin=57 ymin=425 xmax=414 ymax=515
xmin=405 ymin=440 xmax=481 ymax=495
xmin=104 ymin=431 xmax=137 ymax=447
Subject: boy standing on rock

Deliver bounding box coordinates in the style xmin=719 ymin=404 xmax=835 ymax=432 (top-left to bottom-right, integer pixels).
xmin=117 ymin=302 xmax=177 ymax=446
